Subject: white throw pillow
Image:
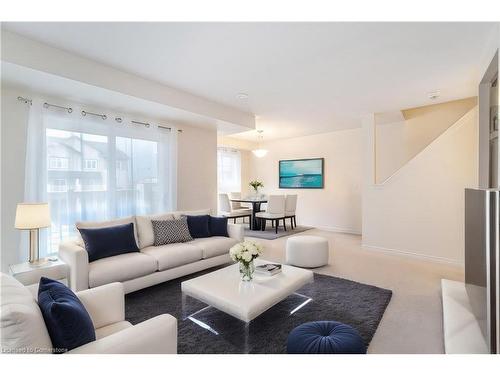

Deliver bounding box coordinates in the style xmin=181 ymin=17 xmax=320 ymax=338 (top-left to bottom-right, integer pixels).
xmin=0 ymin=273 xmax=53 ymax=354
xmin=135 ymin=213 xmax=175 ymax=249
xmin=172 ymin=209 xmax=211 ymax=219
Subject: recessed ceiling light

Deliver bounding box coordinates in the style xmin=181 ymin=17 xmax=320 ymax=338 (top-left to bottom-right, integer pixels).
xmin=428 ymin=91 xmax=440 ymax=100
xmin=236 ymin=92 xmax=249 ymax=100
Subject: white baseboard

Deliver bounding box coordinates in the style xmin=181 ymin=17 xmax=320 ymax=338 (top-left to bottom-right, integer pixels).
xmin=362 ymin=243 xmax=464 ymax=267
xmin=300 ymin=226 xmax=463 ymax=267
xmin=300 ymin=223 xmax=362 ymax=236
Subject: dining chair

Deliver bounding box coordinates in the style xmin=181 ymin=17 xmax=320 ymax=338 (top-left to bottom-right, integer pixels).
xmin=218 ymin=193 xmax=253 ymax=229
xmin=285 ymin=194 xmax=298 ymax=229
xmin=231 ymin=191 xmax=253 ymax=210
xmin=255 ymin=195 xmax=286 ymax=234
xmin=230 ymin=191 xmax=252 ymax=225
xmin=229 ymin=192 xmax=243 ymax=210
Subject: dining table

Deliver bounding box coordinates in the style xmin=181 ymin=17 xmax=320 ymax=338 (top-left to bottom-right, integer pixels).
xmin=229 ymin=196 xmax=268 ymax=231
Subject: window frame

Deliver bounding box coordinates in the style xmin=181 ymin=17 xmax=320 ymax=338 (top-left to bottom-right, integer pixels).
xmin=217 ymin=147 xmax=242 ymax=194
xmin=83 ymin=158 xmax=98 ymax=170
xmin=48 ymin=156 xmax=69 ymax=170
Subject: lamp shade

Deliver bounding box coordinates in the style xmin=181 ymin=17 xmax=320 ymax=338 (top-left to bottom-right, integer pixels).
xmin=15 ymin=203 xmax=51 ymax=229
xmin=252 ymin=149 xmax=268 ymax=158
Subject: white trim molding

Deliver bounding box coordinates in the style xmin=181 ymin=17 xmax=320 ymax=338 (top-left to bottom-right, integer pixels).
xmin=302 ymin=224 xmax=362 ymax=236
xmin=362 ymin=243 xmax=464 ymax=267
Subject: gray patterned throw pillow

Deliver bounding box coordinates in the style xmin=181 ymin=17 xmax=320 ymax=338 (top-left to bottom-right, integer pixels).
xmin=152 ymin=218 xmax=193 ymax=246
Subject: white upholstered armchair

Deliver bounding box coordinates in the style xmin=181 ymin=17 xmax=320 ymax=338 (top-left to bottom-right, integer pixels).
xmin=0 ymin=273 xmax=177 ymax=354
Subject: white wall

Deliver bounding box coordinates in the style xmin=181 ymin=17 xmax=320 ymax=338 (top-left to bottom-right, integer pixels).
xmin=376 ymin=97 xmax=477 ymax=183
xmin=250 ymin=129 xmax=363 ymax=234
xmin=177 ymin=125 xmax=217 ymax=213
xmin=362 ymin=107 xmax=478 ymax=265
xmin=0 ymin=87 xmax=218 ymax=271
xmin=239 ymin=149 xmax=254 ymax=197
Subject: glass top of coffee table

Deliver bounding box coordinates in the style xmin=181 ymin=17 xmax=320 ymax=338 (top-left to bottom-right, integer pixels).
xmin=181 ymin=259 xmax=314 ymax=323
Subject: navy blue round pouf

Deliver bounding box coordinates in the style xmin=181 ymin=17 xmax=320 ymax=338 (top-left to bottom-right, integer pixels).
xmin=287 ymin=321 xmax=366 ymax=354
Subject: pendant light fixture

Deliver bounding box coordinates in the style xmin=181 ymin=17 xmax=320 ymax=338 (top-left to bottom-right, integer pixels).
xmin=252 ymin=130 xmax=268 ymax=158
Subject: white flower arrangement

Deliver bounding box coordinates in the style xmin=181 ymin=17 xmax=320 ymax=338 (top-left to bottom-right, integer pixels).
xmin=229 ymin=240 xmax=263 ymax=264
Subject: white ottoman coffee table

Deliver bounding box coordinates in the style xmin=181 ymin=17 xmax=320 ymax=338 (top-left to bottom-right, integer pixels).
xmin=286 ymin=235 xmax=329 ymax=268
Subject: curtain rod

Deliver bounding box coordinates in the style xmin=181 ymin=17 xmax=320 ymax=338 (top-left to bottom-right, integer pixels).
xmin=131 ymin=120 xmax=150 ymax=128
xmin=159 ymin=125 xmax=183 ymax=132
xmin=82 ymin=110 xmax=107 ymax=120
xmin=218 ymin=146 xmax=239 ymax=152
xmin=17 ymin=96 xmax=32 ymax=105
xmin=44 ymin=102 xmax=73 ymax=113
xmin=17 ymin=96 xmax=183 ymax=132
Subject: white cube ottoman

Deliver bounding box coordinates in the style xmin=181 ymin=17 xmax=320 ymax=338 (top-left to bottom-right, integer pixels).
xmin=286 ymin=235 xmax=329 ymax=268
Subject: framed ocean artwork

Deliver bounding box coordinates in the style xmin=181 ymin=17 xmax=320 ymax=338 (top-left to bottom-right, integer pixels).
xmin=279 ymin=158 xmax=324 ymax=189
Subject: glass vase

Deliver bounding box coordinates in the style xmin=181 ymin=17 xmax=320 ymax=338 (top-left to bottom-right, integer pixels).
xmin=239 ymin=260 xmax=255 ymax=281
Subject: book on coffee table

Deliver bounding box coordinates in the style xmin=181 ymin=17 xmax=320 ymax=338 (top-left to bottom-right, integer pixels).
xmin=255 ymin=263 xmax=282 ymax=276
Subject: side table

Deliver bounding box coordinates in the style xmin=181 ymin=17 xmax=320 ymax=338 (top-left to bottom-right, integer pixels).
xmin=9 ymin=258 xmax=70 ymax=297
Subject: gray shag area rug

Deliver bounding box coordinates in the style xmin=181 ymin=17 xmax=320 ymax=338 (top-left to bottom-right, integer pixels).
xmin=125 ymin=265 xmax=392 ymax=354
xmin=244 ymin=225 xmax=312 ymax=240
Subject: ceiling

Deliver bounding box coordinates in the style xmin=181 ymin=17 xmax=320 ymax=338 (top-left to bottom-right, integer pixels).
xmin=2 ymin=22 xmax=497 ymax=141
xmin=1 ymin=62 xmax=249 ymax=134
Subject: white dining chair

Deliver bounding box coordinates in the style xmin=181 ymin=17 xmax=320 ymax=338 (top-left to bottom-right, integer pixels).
xmin=229 ymin=192 xmax=243 ymax=210
xmin=255 ymin=195 xmax=286 ymax=234
xmin=231 ymin=191 xmax=253 ymax=210
xmin=285 ymin=194 xmax=298 ymax=229
xmin=218 ymin=193 xmax=253 ymax=229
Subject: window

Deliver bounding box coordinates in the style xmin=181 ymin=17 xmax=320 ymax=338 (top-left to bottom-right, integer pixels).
xmin=46 ymin=129 xmax=110 ymax=252
xmin=115 ymin=136 xmax=159 ymax=217
xmin=217 ymin=147 xmax=241 ymax=193
xmin=84 ymin=159 xmax=98 ymax=170
xmin=116 ymin=160 xmax=126 ymax=171
xmin=44 ymin=128 xmax=167 ymax=253
xmin=48 ymin=157 xmax=69 ymax=170
xmin=25 ymin=108 xmax=177 ymax=256
xmin=48 ymin=179 xmax=67 ymax=192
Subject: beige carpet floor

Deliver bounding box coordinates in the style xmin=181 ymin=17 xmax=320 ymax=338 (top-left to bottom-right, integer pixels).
xmin=245 ymin=228 xmax=463 ymax=354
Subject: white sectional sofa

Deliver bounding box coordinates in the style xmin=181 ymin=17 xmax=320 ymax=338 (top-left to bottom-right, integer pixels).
xmin=59 ymin=209 xmax=244 ymax=293
xmin=0 ymin=273 xmax=177 ymax=354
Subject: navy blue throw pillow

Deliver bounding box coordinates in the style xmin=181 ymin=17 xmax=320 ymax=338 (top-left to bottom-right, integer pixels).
xmin=209 ymin=216 xmax=229 ymax=237
xmin=78 ymin=222 xmax=139 ymax=262
xmin=185 ymin=215 xmax=211 ymax=238
xmin=38 ymin=277 xmax=95 ymax=353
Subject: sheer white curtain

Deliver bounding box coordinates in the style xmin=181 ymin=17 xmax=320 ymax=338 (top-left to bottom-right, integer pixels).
xmin=217 ymin=147 xmax=241 ymax=193
xmin=24 ymin=100 xmax=177 ymax=255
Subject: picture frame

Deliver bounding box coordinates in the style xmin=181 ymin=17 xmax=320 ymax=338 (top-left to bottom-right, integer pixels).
xmin=279 ymin=158 xmax=324 ymax=189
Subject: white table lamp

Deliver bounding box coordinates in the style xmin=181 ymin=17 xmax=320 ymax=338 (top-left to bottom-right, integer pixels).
xmin=15 ymin=203 xmax=51 ymax=265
